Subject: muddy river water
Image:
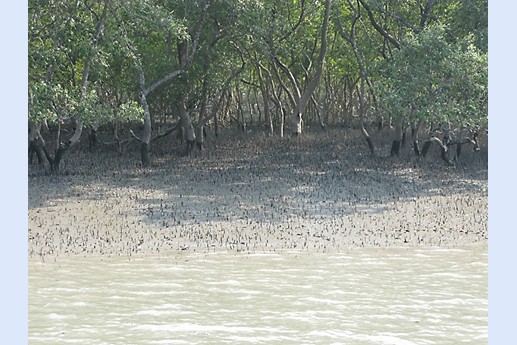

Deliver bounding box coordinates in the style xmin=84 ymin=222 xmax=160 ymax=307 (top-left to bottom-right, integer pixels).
xmin=29 ymin=246 xmax=487 ymax=344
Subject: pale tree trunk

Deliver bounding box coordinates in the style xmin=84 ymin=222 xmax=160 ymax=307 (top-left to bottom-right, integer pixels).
xmin=272 ymin=59 xmax=300 ymax=136
xmin=195 ymin=30 xmax=220 ymax=150
xmin=257 ymin=63 xmax=274 ymax=136
xmin=28 ymin=121 xmax=47 ymax=166
xmin=310 ymin=95 xmax=326 ymax=129
xmin=54 ymin=120 xmax=61 ymax=152
xmin=179 ymin=101 xmax=196 ymax=153
xmin=279 ymin=104 xmax=285 ymax=138
xmin=223 ymin=91 xmax=233 ymax=125
xmin=177 ymin=40 xmax=196 ymax=154
xmin=247 ymin=94 xmax=254 ymax=126
xmin=337 ymin=0 xmax=375 ymax=155
xmin=140 ymin=90 xmax=152 ymax=166
xmin=267 ymin=72 xmax=286 ymax=137
xmin=412 ymin=119 xmax=424 ymax=156
xmin=195 ymin=77 xmax=209 ymax=150
xmin=196 ymin=53 xmax=245 ymax=148
xmin=274 ymin=0 xmax=331 ymax=136
xmin=176 ymin=4 xmax=212 ymax=150
xmin=271 ymin=86 xmax=286 ymax=138
xmin=420 ymin=126 xmax=479 ymax=166
xmin=236 ymin=83 xmax=246 ymax=132
xmin=214 ymin=103 xmax=219 ymax=137
xmin=358 ymin=77 xmax=374 ymax=155
xmin=453 ymin=129 xmax=480 ymax=160
xmin=126 ymin=3 xmax=210 ymax=162
xmin=128 ymin=55 xmax=153 ymax=167
xmin=258 ymin=61 xmax=288 ymax=136
xmin=293 ymin=0 xmax=330 ymax=135
xmin=421 ymin=136 xmax=455 ymax=166
xmin=128 ymin=43 xmax=184 ymax=166
xmin=301 ymin=58 xmax=326 ymax=130
xmin=253 ymin=89 xmax=262 ymax=123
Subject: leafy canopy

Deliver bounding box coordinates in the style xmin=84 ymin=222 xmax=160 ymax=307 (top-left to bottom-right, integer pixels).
xmin=374 ymin=25 xmax=487 ymax=127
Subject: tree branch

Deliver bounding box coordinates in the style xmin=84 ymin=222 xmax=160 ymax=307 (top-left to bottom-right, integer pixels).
xmin=358 ymin=0 xmax=401 ymax=49
xmin=278 ymin=0 xmax=306 ymax=42
xmin=274 ymin=57 xmax=301 ymax=102
xmin=379 ymin=8 xmax=420 ymax=33
xmin=143 ymin=69 xmax=184 ymax=96
xmin=129 ymin=129 xmax=143 ymax=142
xmin=151 ymin=122 xmax=181 ymax=142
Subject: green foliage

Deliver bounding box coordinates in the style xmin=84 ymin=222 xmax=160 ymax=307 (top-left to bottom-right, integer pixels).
xmin=28 ymin=0 xmax=488 ymax=140
xmin=373 ymin=25 xmax=487 ymax=127
xmin=29 ymin=82 xmax=73 ymax=124
xmin=446 ymin=0 xmax=487 ymax=52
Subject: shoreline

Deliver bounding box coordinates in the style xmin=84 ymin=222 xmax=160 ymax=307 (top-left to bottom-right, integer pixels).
xmin=28 ymin=129 xmax=488 ymax=259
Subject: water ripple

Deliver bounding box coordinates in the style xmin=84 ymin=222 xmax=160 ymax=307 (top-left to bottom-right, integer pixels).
xmin=29 ymin=247 xmax=487 ymax=344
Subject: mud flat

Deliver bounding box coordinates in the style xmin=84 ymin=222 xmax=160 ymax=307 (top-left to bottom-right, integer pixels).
xmin=28 ymin=128 xmax=488 ymax=259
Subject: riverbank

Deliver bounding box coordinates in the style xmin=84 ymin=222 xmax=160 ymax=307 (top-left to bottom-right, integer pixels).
xmin=28 ymin=128 xmax=488 ymax=258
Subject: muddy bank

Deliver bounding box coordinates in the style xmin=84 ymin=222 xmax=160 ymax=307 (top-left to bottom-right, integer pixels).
xmin=28 ymin=128 xmax=488 ymax=259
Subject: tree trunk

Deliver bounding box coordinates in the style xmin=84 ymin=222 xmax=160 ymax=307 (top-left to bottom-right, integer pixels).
xmin=140 ymin=87 xmax=152 ymax=166
xmin=247 ymin=96 xmax=253 ymax=125
xmin=401 ymin=127 xmax=407 ymax=147
xmin=177 ymin=40 xmax=196 ymax=154
xmin=195 ymin=77 xmax=209 ymax=151
xmin=448 ymin=136 xmax=478 ymax=161
xmin=412 ymin=119 xmax=424 ymax=156
xmin=279 ymin=105 xmax=285 ymax=138
xmin=421 ymin=136 xmax=455 ymax=166
xmin=257 ymin=64 xmax=273 ymax=136
xmin=140 ymin=142 xmax=150 ymax=167
xmin=336 ymin=2 xmax=374 ymax=154
xmin=261 ymin=62 xmax=287 ymax=137
xmin=310 ymin=95 xmax=326 ymax=129
xmin=52 ymin=143 xmax=68 ymax=172
xmin=275 ymin=0 xmax=331 ymax=136
xmin=236 ymin=82 xmax=246 ymax=132
xmin=390 ymin=119 xmax=403 ymax=157
xmin=88 ymin=124 xmax=98 ymax=152
xmin=114 ymin=121 xmax=122 ymax=154
xmin=28 ymin=121 xmax=47 ymax=166
xmin=455 ymin=143 xmax=462 ymax=160
xmin=196 ymin=53 xmax=245 ymax=148
xmin=39 ymin=0 xmax=109 ymax=173
xmin=179 ymin=100 xmax=196 ymax=154
xmin=28 ymin=120 xmax=68 ymax=173
xmin=358 ymin=74 xmax=374 ymax=155
xmin=214 ymin=105 xmax=219 ymax=137
xmin=55 ymin=121 xmax=61 ymax=153
xmin=127 ymin=35 xmax=183 ymax=165
xmin=195 ymin=124 xmax=205 ymax=151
